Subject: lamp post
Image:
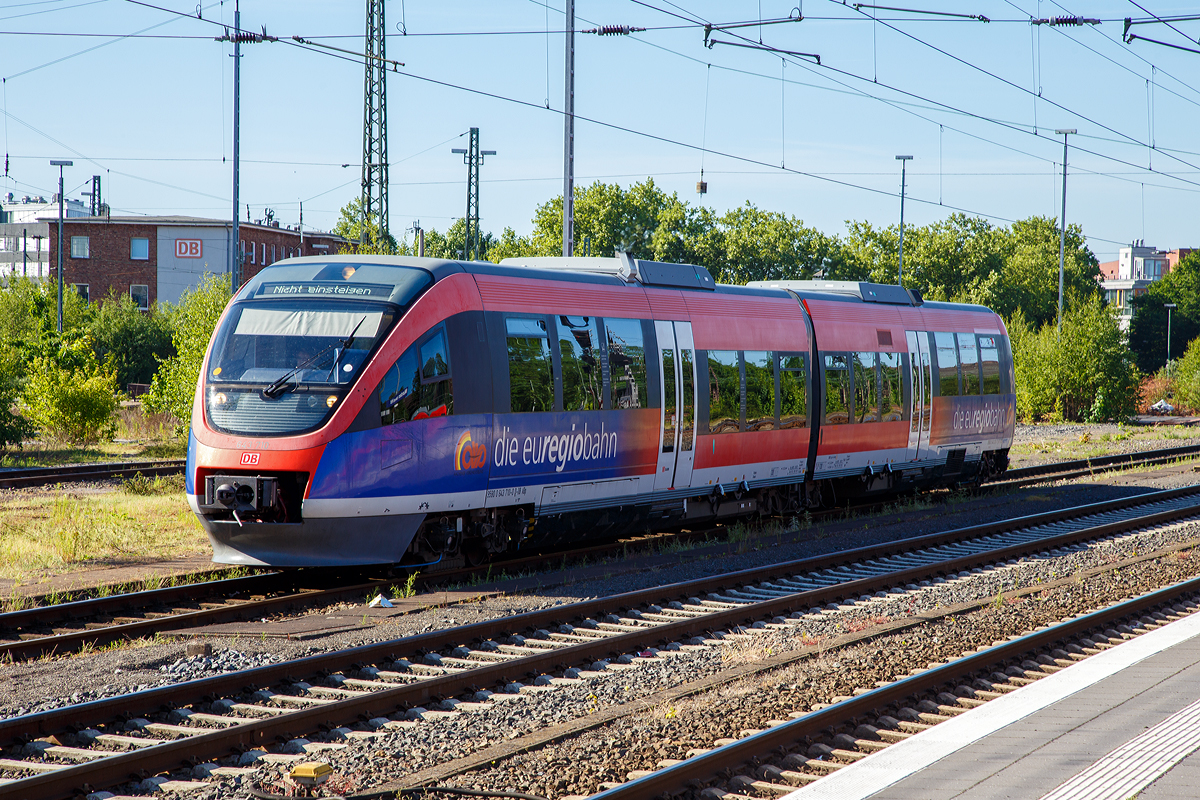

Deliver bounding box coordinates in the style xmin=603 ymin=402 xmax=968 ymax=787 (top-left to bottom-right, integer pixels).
xmin=895 ymin=155 xmax=913 ymax=287
xmin=1165 ymin=302 xmax=1177 ymax=366
xmin=1055 ymin=129 xmax=1076 ymax=336
xmin=50 ymin=159 xmax=72 ymax=333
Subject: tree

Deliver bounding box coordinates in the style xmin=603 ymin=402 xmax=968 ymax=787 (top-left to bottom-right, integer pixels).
xmin=332 ymin=196 xmax=398 ymax=254
xmin=1128 ymin=251 xmax=1200 ymax=374
xmin=142 ymin=273 xmax=232 ymax=433
xmin=89 ymin=292 xmax=175 ymax=389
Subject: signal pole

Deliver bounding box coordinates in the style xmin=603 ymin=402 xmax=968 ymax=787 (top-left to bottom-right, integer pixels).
xmin=1055 ymin=128 xmax=1076 ymax=336
xmin=452 ymin=128 xmax=496 ymax=262
xmin=563 ymin=0 xmax=575 ymax=257
xmin=895 ymin=155 xmax=912 ymax=287
xmin=50 ymin=159 xmax=72 ymax=333
xmin=362 ymin=0 xmax=389 ymax=248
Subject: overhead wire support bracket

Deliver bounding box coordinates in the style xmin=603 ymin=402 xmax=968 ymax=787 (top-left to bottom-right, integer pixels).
xmin=702 ymin=11 xmax=803 ymax=48
xmin=849 ymin=4 xmax=989 ymax=22
xmin=1124 ymin=32 xmax=1200 ymax=54
xmin=215 ymin=25 xmax=277 ymax=43
xmin=705 ymin=37 xmax=819 ymax=64
xmin=291 ymin=36 xmax=405 ymax=69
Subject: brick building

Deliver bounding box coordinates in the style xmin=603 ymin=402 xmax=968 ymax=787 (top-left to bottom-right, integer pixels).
xmin=1099 ymin=243 xmax=1197 ymax=331
xmin=0 ymin=215 xmax=345 ymax=307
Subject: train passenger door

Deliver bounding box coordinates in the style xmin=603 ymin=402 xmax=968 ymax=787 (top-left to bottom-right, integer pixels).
xmin=906 ymin=331 xmax=932 ymax=461
xmin=654 ymin=321 xmax=696 ymax=491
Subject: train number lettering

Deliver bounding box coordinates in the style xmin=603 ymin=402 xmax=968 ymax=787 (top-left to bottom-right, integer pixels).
xmin=240 ymin=452 xmax=260 ymax=466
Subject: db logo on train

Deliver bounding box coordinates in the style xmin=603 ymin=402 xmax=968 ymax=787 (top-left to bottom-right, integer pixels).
xmin=240 ymin=452 xmax=260 ymax=466
xmin=454 ymin=431 xmax=487 ymax=471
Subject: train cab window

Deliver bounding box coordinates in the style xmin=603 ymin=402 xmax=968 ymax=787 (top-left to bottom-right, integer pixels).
xmin=853 ymin=352 xmax=879 ymax=422
xmin=778 ymin=354 xmax=806 ymax=429
xmin=605 ymin=318 xmax=648 ymax=410
xmin=824 ymin=354 xmax=851 ymax=425
xmin=707 ymin=351 xmax=740 ymax=433
xmin=744 ymin=351 xmax=775 ymax=431
xmin=957 ymin=333 xmax=981 ymax=395
xmin=880 ymin=352 xmax=904 ymax=421
xmin=507 ymin=317 xmax=555 ymax=413
xmin=380 ymin=347 xmax=419 ymax=425
xmin=418 ymin=329 xmax=453 ymax=417
xmin=933 ymin=332 xmax=960 ymax=397
xmin=558 ymin=316 xmax=602 ymax=411
xmin=978 ymin=335 xmax=1001 ymax=395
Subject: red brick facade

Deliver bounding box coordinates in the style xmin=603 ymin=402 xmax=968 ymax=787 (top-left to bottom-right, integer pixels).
xmin=50 ymin=220 xmax=159 ymax=305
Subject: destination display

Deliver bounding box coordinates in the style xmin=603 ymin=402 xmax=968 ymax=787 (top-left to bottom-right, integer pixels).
xmin=257 ymin=282 xmax=394 ymax=298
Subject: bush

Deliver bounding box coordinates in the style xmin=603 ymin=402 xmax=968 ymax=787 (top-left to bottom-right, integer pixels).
xmin=1172 ymin=337 xmax=1200 ymax=411
xmin=22 ymin=339 xmax=118 ymax=444
xmin=90 ymin=292 xmax=174 ymax=389
xmin=1012 ymin=299 xmax=1140 ymax=422
xmin=143 ymin=273 xmax=232 ymax=434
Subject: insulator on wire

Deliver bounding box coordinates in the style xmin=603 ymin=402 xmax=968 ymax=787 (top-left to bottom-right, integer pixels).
xmin=583 ymin=25 xmax=646 ymax=36
xmin=1032 ymin=16 xmax=1100 ymax=25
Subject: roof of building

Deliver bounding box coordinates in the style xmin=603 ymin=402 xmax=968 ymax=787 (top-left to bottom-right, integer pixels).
xmin=26 ymin=214 xmax=343 ymax=238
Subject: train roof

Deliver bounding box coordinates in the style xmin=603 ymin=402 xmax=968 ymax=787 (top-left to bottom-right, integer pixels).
xmin=241 ymin=254 xmax=997 ymax=316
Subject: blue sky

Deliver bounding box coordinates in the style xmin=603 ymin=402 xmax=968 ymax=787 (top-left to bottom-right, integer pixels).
xmin=2 ymin=1 xmax=1198 ymax=261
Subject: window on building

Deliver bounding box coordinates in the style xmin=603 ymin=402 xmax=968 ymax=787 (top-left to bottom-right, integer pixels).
xmin=853 ymin=352 xmax=879 ymax=422
xmin=130 ymin=284 xmax=149 ymax=311
xmin=744 ymin=351 xmax=775 ymax=431
xmin=271 ymin=244 xmax=276 ymax=264
xmin=72 ymin=284 xmax=89 ymax=303
xmin=706 ymin=350 xmax=740 ymax=433
xmin=70 ymin=236 xmax=89 ymax=259
xmin=507 ymin=317 xmax=555 ymax=413
xmin=250 ymin=242 xmax=256 ymax=265
xmin=934 ymin=332 xmax=959 ymax=397
xmin=558 ymin=316 xmax=602 ymax=411
xmin=778 ymin=354 xmax=806 ymax=429
xmin=880 ymin=352 xmax=904 ymax=421
xmin=130 ymin=237 xmax=149 ymax=260
xmin=824 ymin=354 xmax=851 ymax=424
xmin=605 ymin=318 xmax=648 ymax=410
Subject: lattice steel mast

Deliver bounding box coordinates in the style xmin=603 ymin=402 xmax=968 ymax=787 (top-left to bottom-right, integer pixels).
xmin=361 ymin=0 xmax=388 ymax=247
xmin=452 ymin=128 xmax=496 ymax=262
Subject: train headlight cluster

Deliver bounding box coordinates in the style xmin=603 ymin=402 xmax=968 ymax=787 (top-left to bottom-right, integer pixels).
xmin=326 ymin=395 xmax=338 ymax=408
xmin=210 ymin=392 xmax=228 ymax=406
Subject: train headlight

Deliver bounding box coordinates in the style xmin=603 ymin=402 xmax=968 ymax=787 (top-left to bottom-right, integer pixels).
xmin=326 ymin=395 xmax=338 ymax=408
xmin=210 ymin=392 xmax=228 ymax=406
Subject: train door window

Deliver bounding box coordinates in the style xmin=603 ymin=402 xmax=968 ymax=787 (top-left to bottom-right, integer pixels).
xmin=380 ymin=346 xmax=420 ymax=425
xmin=933 ymin=332 xmax=959 ymax=397
xmin=418 ymin=329 xmax=453 ymax=417
xmin=978 ymin=335 xmax=1001 ymax=395
xmin=680 ymin=348 xmax=695 ymax=451
xmin=558 ymin=316 xmax=602 ymax=411
xmin=853 ymin=352 xmax=879 ymax=422
xmin=744 ymin=351 xmax=775 ymax=431
xmin=880 ymin=352 xmax=904 ymax=421
xmin=706 ymin=351 xmax=740 ymax=433
xmin=824 ymin=354 xmax=851 ymax=425
xmin=507 ymin=317 xmax=555 ymax=413
xmin=661 ymin=348 xmax=676 ymax=451
xmin=779 ymin=354 xmax=806 ymax=429
xmin=957 ymin=333 xmax=980 ymax=395
xmin=605 ymin=318 xmax=648 ymax=409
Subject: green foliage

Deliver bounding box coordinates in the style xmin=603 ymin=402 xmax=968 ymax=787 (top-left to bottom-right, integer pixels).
xmin=0 ymin=344 xmax=33 ymax=450
xmin=142 ymin=273 xmax=232 ymax=434
xmin=332 ymin=196 xmax=398 ymax=253
xmin=89 ymin=292 xmax=174 ymax=389
xmin=21 ymin=338 xmax=118 ymax=444
xmin=1128 ymin=252 xmax=1200 ymax=374
xmin=1011 ymin=299 xmax=1140 ymax=423
xmin=0 ymin=277 xmax=93 ymax=366
xmin=1172 ymin=335 xmax=1200 ymax=411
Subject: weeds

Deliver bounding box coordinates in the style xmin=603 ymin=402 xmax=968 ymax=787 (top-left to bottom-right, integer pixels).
xmin=121 ymin=472 xmax=185 ymax=496
xmin=391 ymin=571 xmax=420 ymax=599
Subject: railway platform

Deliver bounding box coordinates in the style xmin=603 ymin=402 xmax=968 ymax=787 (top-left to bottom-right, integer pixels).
xmin=787 ymin=597 xmax=1200 ymax=800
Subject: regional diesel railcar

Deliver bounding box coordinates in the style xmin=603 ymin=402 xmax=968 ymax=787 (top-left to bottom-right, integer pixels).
xmin=187 ymin=254 xmax=1015 ymax=567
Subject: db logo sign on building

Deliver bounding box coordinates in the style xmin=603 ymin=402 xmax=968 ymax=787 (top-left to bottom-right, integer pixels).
xmin=175 ymin=239 xmax=203 ymax=258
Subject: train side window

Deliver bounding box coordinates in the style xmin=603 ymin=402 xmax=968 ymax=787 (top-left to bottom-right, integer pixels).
xmin=779 ymin=354 xmax=806 ymax=429
xmin=853 ymin=352 xmax=879 ymax=422
xmin=507 ymin=317 xmax=555 ymax=413
xmin=978 ymin=335 xmax=1001 ymax=395
xmin=418 ymin=329 xmax=453 ymax=418
xmin=744 ymin=351 xmax=775 ymax=431
xmin=707 ymin=350 xmax=740 ymax=433
xmin=380 ymin=345 xmax=420 ymax=425
xmin=957 ymin=333 xmax=981 ymax=395
xmin=879 ymin=352 xmax=904 ymax=421
xmin=680 ymin=349 xmax=695 ymax=451
xmin=933 ymin=332 xmax=959 ymax=397
xmin=605 ymin=318 xmax=648 ymax=409
xmin=824 ymin=354 xmax=851 ymax=425
xmin=558 ymin=316 xmax=603 ymax=411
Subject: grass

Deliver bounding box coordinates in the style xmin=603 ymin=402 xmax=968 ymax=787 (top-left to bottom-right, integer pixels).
xmin=0 ymin=405 xmax=184 ymax=468
xmin=0 ymin=487 xmax=206 ymax=582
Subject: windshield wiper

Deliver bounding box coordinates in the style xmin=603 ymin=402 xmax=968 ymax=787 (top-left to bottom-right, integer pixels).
xmin=327 ymin=316 xmax=368 ymax=383
xmin=261 ymin=344 xmax=334 ymax=399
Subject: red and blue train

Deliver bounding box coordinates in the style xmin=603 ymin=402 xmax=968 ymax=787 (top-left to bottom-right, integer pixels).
xmin=186 ymin=254 xmax=1015 ymax=567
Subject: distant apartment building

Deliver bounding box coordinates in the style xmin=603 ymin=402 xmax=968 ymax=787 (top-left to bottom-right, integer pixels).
xmin=1100 ymin=241 xmax=1195 ymax=331
xmin=0 ymin=205 xmax=345 ymax=307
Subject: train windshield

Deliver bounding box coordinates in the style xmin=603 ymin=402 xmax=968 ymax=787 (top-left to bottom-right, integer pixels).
xmin=204 ymin=299 xmax=398 ymax=435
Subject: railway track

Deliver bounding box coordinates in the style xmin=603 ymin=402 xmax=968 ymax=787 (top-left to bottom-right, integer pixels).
xmin=4 ymin=485 xmax=1200 ymax=799
xmin=585 ymin=578 xmax=1200 ymax=800
xmin=995 ymin=442 xmax=1200 ymax=488
xmin=0 ymin=459 xmax=185 ymax=490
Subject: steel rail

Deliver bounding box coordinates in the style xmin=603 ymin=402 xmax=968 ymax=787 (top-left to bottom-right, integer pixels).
xmin=0 ymin=459 xmax=185 ymax=489
xmin=998 ymin=442 xmax=1200 ymax=486
xmin=586 ymin=574 xmax=1200 ymax=800
xmin=4 ymin=488 xmax=1200 ymax=799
